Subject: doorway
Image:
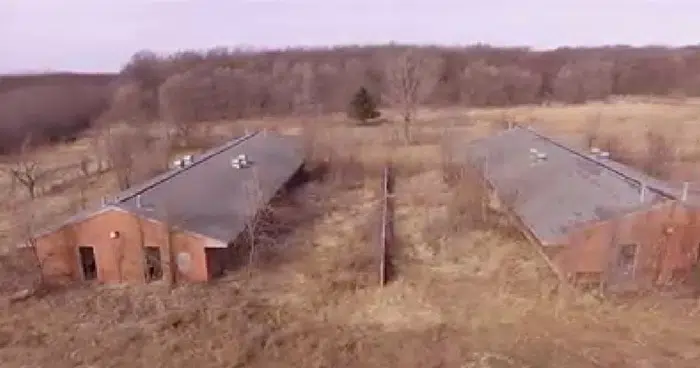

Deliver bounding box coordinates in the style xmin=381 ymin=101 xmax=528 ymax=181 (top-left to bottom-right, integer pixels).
xmin=144 ymin=247 xmax=163 ymax=282
xmin=610 ymin=243 xmax=638 ymax=286
xmin=78 ymin=246 xmax=97 ymax=281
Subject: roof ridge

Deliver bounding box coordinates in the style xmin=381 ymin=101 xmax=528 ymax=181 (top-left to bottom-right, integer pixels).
xmin=114 ymin=131 xmax=259 ymax=203
xmin=517 ymin=126 xmax=676 ymax=200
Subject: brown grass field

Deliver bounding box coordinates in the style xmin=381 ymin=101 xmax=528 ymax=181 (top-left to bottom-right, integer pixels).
xmin=2 ymin=100 xmax=700 ymax=367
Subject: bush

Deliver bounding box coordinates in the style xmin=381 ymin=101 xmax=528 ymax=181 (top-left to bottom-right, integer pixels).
xmin=347 ymin=87 xmax=380 ymax=123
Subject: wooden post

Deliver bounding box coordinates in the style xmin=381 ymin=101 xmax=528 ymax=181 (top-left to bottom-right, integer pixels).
xmin=379 ymin=164 xmax=394 ymax=286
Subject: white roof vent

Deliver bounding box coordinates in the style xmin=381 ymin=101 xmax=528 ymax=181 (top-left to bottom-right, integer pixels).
xmin=536 ymin=152 xmax=548 ymax=160
xmin=182 ymin=154 xmax=194 ymax=165
xmin=590 ymin=147 xmax=601 ymax=154
xmin=231 ymin=154 xmax=250 ymax=169
xmin=172 ymin=159 xmax=184 ymax=169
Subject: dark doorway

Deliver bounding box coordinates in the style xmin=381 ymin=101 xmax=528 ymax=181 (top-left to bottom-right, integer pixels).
xmin=78 ymin=246 xmax=97 ymax=281
xmin=144 ymin=247 xmax=163 ymax=282
xmin=616 ymin=243 xmax=638 ymax=274
xmin=613 ymin=243 xmax=638 ymax=284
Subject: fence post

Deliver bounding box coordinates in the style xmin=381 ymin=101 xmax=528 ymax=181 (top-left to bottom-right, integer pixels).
xmin=379 ymin=164 xmax=394 ymax=286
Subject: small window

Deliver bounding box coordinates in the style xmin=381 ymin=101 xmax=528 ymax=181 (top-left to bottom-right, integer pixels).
xmin=144 ymin=247 xmax=163 ymax=282
xmin=617 ymin=243 xmax=638 ymax=272
xmin=574 ymin=271 xmax=602 ymax=289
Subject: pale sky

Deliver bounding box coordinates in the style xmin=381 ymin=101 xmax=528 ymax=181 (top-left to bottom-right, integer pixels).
xmin=1 ymin=0 xmax=698 ymax=73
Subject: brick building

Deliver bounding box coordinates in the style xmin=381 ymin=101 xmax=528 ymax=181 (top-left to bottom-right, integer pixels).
xmin=30 ymin=131 xmax=305 ymax=284
xmin=452 ymin=126 xmax=700 ymax=291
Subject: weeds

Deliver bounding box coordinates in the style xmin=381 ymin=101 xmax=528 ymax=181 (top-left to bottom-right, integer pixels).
xmin=3 ymin=107 xmax=700 ymax=368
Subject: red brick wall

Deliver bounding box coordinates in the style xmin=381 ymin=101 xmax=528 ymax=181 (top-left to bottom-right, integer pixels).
xmin=554 ymin=201 xmax=700 ymax=287
xmin=35 ymin=208 xmax=211 ymax=284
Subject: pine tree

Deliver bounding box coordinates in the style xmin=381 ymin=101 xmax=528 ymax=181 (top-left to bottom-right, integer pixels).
xmin=347 ymin=87 xmax=380 ymax=123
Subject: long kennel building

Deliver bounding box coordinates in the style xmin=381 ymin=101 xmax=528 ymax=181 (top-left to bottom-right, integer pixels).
xmin=452 ymin=126 xmax=700 ymax=291
xmin=30 ymin=131 xmax=305 ymax=284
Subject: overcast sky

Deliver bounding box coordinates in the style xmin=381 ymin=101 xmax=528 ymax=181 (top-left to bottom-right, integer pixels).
xmin=1 ymin=0 xmax=698 ymax=73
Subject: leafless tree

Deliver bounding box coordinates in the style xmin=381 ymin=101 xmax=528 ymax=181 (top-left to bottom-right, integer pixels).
xmin=77 ymin=155 xmax=91 ymax=210
xmin=643 ymin=129 xmax=675 ymax=179
xmin=149 ymin=121 xmax=176 ymax=171
xmin=240 ymin=165 xmax=289 ymax=274
xmin=11 ymin=44 xmax=700 ymax=158
xmin=158 ymin=72 xmax=199 ymax=145
xmin=460 ymin=62 xmax=541 ymax=106
xmin=289 ymin=62 xmax=318 ymax=115
xmin=11 ymin=198 xmax=48 ymax=289
xmin=103 ymin=125 xmax=151 ymax=190
xmin=583 ymin=111 xmax=603 ymax=149
xmin=552 ymin=59 xmax=614 ymax=103
xmin=383 ymin=49 xmax=443 ymax=142
xmin=4 ymin=137 xmax=46 ymax=199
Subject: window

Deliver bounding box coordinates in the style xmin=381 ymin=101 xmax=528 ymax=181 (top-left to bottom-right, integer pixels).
xmin=574 ymin=272 xmax=602 ymax=290
xmin=144 ymin=247 xmax=163 ymax=282
xmin=616 ymin=243 xmax=638 ymax=274
xmin=669 ymin=268 xmax=688 ymax=284
xmin=78 ymin=246 xmax=97 ymax=281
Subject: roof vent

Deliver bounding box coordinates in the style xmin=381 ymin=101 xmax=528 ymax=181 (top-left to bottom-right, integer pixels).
xmin=590 ymin=147 xmax=601 ymax=154
xmin=171 ymin=159 xmax=184 ymax=169
xmin=529 ymin=148 xmax=547 ymax=164
xmin=640 ymin=184 xmax=647 ymax=202
xmin=182 ymin=154 xmax=194 ymax=166
xmin=231 ymin=154 xmax=250 ymax=169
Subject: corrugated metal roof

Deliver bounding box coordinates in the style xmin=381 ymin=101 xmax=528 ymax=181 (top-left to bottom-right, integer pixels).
xmin=451 ymin=126 xmax=674 ymax=245
xmin=34 ymin=131 xmax=304 ymax=246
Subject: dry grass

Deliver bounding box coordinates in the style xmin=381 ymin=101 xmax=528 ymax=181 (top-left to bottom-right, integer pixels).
xmin=2 ymin=99 xmax=700 ymax=367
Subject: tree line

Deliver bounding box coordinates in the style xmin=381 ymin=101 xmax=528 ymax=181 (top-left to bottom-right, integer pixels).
xmin=4 ymin=44 xmax=700 ymax=152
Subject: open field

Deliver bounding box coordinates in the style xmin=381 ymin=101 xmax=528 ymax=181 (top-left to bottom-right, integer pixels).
xmin=2 ymin=101 xmax=700 ymax=367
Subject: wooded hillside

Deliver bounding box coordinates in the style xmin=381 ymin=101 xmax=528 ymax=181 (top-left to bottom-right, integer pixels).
xmin=3 ymin=44 xmax=700 ymax=152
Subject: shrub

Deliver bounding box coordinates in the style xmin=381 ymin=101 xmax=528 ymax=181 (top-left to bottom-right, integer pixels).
xmin=347 ymin=87 xmax=380 ymax=123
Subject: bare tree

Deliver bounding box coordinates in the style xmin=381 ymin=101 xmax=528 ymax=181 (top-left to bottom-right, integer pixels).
xmin=104 ymin=125 xmax=145 ymax=190
xmin=11 ymin=198 xmax=48 ymax=290
xmin=583 ymin=111 xmax=603 ymax=149
xmin=460 ymin=62 xmax=541 ymax=106
xmin=77 ymin=155 xmax=91 ymax=210
xmin=158 ymin=72 xmax=198 ymax=145
xmin=552 ymin=59 xmax=614 ymax=103
xmin=289 ymin=62 xmax=318 ymax=115
xmin=383 ymin=49 xmax=443 ymax=142
xmin=643 ymin=129 xmax=675 ymax=179
xmin=240 ymin=165 xmax=288 ymax=274
xmin=4 ymin=137 xmax=46 ymax=199
xmin=149 ymin=190 xmax=185 ymax=287
xmin=86 ymin=122 xmax=109 ymax=174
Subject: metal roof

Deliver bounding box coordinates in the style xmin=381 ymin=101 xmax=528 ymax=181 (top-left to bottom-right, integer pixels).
xmin=34 ymin=131 xmax=304 ymax=246
xmin=451 ymin=126 xmax=675 ymax=245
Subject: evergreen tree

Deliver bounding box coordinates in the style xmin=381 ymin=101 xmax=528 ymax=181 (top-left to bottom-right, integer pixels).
xmin=347 ymin=87 xmax=380 ymax=123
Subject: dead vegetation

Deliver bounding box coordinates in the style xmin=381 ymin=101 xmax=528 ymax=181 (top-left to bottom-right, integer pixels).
xmin=2 ymin=102 xmax=700 ymax=367
xmin=8 ymin=43 xmax=700 ymax=156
